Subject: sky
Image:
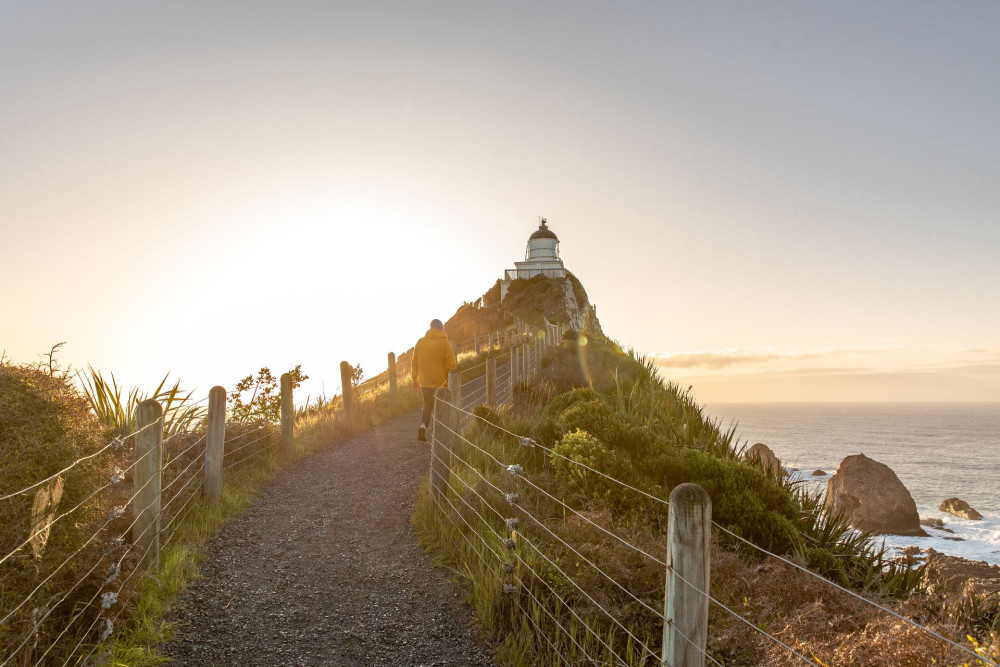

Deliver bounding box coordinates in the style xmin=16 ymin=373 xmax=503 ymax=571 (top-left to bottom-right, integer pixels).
xmin=1 ymin=1 xmax=998 ymax=404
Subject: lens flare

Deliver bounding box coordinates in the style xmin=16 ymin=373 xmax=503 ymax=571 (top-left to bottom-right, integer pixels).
xmin=576 ymin=332 xmax=594 ymax=390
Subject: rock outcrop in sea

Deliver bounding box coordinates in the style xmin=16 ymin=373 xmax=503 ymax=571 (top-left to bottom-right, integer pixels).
xmin=825 ymin=453 xmax=926 ymax=536
xmin=939 ymin=497 xmax=983 ymax=520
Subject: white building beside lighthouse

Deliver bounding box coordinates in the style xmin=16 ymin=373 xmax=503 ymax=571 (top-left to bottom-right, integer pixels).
xmin=501 ymin=218 xmax=566 ymax=300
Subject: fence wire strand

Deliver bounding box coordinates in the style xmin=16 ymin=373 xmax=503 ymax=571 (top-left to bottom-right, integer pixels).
xmin=0 ymin=419 xmax=158 ymax=502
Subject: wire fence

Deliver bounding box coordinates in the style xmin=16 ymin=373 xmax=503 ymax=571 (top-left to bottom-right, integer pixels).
xmin=424 ymin=334 xmax=1000 ymax=667
xmin=0 ymin=323 xmax=537 ymax=664
xmin=0 ymin=412 xmax=280 ymax=665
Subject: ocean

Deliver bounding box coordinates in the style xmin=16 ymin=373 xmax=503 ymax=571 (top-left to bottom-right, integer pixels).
xmin=705 ymin=403 xmax=1000 ymax=565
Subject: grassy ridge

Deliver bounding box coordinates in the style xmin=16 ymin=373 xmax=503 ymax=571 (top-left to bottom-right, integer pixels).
xmin=414 ymin=332 xmax=999 ymax=665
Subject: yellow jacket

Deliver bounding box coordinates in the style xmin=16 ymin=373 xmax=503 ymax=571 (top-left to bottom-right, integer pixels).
xmin=413 ymin=329 xmax=457 ymax=388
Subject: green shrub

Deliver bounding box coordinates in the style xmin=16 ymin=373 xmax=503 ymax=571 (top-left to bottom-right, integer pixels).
xmin=667 ymin=448 xmax=799 ymax=553
xmin=543 ymin=387 xmax=597 ymax=418
xmin=550 ymin=429 xmax=642 ymax=514
xmin=0 ymin=363 xmax=108 ymax=539
xmin=230 ymin=366 xmax=308 ymax=423
xmin=558 ymin=399 xmax=660 ymax=459
xmin=544 ymin=386 xmax=799 ymax=553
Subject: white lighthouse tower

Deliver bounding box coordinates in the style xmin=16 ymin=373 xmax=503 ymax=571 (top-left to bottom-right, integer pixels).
xmin=501 ymin=218 xmax=566 ymax=299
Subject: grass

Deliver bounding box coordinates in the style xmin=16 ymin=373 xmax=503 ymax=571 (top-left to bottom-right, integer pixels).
xmin=97 ymin=456 xmax=280 ymax=666
xmin=414 ymin=333 xmax=1000 ymax=666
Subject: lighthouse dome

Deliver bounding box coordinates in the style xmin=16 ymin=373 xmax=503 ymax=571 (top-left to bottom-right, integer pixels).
xmin=529 ymin=221 xmax=558 ymax=241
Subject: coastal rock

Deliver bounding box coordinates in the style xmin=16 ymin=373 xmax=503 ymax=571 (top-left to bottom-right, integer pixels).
xmin=825 ymin=454 xmax=926 ymax=536
xmin=900 ymin=545 xmax=925 ymax=567
xmin=745 ymin=443 xmax=783 ymax=478
xmin=924 ymin=553 xmax=1000 ymax=604
xmin=939 ymin=497 xmax=983 ymax=520
xmin=811 ymin=469 xmax=826 ymax=476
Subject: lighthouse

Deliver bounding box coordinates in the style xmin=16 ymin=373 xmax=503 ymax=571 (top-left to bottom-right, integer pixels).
xmin=501 ymin=219 xmax=566 ymax=300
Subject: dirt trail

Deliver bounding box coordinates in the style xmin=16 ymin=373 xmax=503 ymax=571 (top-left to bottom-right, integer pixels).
xmin=164 ymin=410 xmax=494 ymax=666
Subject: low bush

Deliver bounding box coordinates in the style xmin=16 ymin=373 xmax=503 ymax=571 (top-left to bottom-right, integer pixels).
xmin=558 ymin=399 xmax=661 ymax=459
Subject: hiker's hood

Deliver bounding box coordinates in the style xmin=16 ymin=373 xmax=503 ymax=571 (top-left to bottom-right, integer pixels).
xmin=424 ymin=328 xmax=449 ymax=340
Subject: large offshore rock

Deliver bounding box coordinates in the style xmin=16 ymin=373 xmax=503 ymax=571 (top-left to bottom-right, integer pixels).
xmin=745 ymin=442 xmax=783 ymax=477
xmin=825 ymin=454 xmax=926 ymax=536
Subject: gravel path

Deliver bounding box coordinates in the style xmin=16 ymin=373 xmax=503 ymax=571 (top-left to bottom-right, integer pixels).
xmin=164 ymin=410 xmax=495 ymax=667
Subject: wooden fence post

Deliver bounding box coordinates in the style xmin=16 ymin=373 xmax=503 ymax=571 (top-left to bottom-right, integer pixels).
xmin=486 ymin=356 xmax=497 ymax=409
xmin=388 ymin=352 xmax=398 ymax=395
xmin=205 ymin=386 xmax=226 ymax=505
xmin=448 ymin=368 xmax=462 ymax=453
xmin=429 ymin=388 xmax=451 ymax=501
xmin=474 ymin=334 xmax=481 ymax=355
xmin=521 ymin=343 xmax=530 ymax=379
xmin=340 ymin=361 xmax=354 ymax=422
xmin=134 ymin=399 xmax=163 ymax=570
xmin=511 ymin=345 xmax=521 ymax=387
xmin=280 ymin=372 xmax=293 ymax=457
xmin=663 ymin=483 xmax=712 ymax=667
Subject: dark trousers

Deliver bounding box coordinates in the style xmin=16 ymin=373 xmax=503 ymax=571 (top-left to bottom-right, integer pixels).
xmin=421 ymin=387 xmax=440 ymax=428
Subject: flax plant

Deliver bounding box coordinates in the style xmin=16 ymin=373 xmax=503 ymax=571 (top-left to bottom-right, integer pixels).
xmin=77 ymin=367 xmax=206 ymax=436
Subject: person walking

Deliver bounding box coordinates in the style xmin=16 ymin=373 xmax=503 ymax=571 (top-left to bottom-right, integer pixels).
xmin=412 ymin=319 xmax=457 ymax=442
